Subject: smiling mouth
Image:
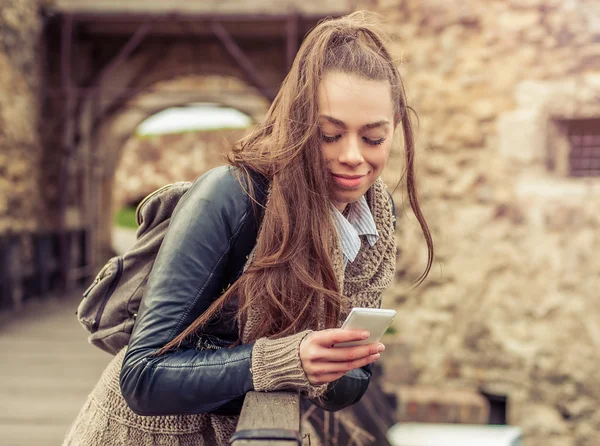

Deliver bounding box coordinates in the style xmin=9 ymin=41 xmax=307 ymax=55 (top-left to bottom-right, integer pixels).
xmin=331 ymin=173 xmax=367 ymax=188
xmin=332 ymin=174 xmax=367 ymax=179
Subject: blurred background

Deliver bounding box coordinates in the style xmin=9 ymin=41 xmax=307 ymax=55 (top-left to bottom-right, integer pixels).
xmin=0 ymin=0 xmax=599 ymax=445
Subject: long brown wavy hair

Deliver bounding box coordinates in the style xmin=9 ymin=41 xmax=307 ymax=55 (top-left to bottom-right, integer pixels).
xmin=158 ymin=11 xmax=434 ymax=354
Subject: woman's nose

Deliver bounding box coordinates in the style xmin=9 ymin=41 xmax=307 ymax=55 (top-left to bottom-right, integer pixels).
xmin=339 ymin=137 xmax=364 ymax=166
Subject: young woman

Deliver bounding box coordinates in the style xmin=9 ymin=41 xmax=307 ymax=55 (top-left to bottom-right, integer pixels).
xmin=64 ymin=11 xmax=433 ymax=446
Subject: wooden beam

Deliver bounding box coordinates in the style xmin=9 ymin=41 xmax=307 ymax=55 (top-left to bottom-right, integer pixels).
xmin=231 ymin=391 xmax=301 ymax=445
xmin=286 ymin=12 xmax=299 ymax=70
xmin=211 ymin=21 xmax=276 ymax=101
xmin=57 ymin=13 xmax=75 ymax=292
xmin=89 ymin=44 xmax=169 ymax=136
xmin=93 ymin=21 xmax=152 ymax=87
xmin=46 ymin=1 xmax=347 ymax=22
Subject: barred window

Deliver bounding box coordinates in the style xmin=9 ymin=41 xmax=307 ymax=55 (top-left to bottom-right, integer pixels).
xmin=566 ymin=118 xmax=600 ymax=177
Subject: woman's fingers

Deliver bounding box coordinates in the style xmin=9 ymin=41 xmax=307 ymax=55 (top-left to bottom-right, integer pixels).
xmin=310 ymin=328 xmax=370 ymax=347
xmin=304 ymin=353 xmax=381 ymax=377
xmin=299 ymin=329 xmax=387 ymax=386
xmin=310 ymin=343 xmax=385 ymax=362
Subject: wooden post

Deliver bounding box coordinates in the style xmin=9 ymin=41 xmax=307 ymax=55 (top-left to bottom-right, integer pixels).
xmin=63 ymin=231 xmax=73 ymax=292
xmin=0 ymin=236 xmax=7 ymax=309
xmin=286 ymin=12 xmax=299 ymax=70
xmin=230 ymin=392 xmax=302 ymax=446
xmin=6 ymin=236 xmax=24 ymax=311
xmin=57 ymin=13 xmax=75 ymax=292
xmin=79 ymin=229 xmax=92 ymax=285
xmin=34 ymin=233 xmax=51 ymax=300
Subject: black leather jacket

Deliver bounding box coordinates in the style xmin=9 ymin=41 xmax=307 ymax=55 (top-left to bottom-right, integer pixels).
xmin=120 ymin=165 xmax=372 ymax=416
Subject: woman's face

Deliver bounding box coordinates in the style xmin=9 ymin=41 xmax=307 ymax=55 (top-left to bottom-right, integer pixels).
xmin=318 ymin=71 xmax=395 ymax=212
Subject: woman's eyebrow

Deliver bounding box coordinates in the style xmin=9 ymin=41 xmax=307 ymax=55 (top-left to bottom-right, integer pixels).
xmin=319 ymin=115 xmax=389 ymax=131
xmin=362 ymin=120 xmax=390 ymax=130
xmin=320 ymin=115 xmax=347 ymax=129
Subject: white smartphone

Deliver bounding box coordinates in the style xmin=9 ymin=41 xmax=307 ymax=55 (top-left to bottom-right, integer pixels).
xmin=334 ymin=307 xmax=397 ymax=348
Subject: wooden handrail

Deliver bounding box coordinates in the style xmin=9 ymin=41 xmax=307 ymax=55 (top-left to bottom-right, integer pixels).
xmin=230 ymin=391 xmax=301 ymax=445
xmin=0 ymin=229 xmax=91 ymax=312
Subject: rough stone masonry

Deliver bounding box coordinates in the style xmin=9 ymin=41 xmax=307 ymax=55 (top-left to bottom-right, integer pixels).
xmin=359 ymin=1 xmax=600 ymax=445
xmin=0 ymin=0 xmax=42 ymax=234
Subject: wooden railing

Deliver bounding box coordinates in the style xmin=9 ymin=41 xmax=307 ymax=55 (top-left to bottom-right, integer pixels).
xmin=230 ymin=364 xmax=396 ymax=445
xmin=0 ymin=229 xmax=91 ymax=312
xmin=230 ymin=391 xmax=302 ymax=445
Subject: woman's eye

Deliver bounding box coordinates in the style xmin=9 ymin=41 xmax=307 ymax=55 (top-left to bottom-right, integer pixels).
xmin=364 ymin=137 xmax=386 ymax=146
xmin=322 ymin=134 xmax=342 ymax=143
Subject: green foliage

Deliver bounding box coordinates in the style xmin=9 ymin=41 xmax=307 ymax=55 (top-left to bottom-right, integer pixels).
xmin=115 ymin=207 xmax=138 ymax=229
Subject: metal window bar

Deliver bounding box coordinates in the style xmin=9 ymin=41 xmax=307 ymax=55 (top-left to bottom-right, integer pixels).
xmin=567 ymin=119 xmax=600 ymax=177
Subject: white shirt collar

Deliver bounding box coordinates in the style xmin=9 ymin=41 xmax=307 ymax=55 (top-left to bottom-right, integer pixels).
xmin=331 ymin=195 xmax=379 ymax=267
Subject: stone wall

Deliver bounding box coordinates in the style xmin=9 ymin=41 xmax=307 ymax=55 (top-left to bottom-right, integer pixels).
xmin=361 ymin=1 xmax=600 ymax=445
xmin=0 ymin=0 xmax=42 ymax=234
xmin=113 ymin=128 xmax=248 ymax=211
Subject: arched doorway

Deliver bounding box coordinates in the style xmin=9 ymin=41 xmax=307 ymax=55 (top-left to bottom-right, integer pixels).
xmin=90 ymin=75 xmax=269 ymax=259
xmin=39 ymin=5 xmax=349 ymax=282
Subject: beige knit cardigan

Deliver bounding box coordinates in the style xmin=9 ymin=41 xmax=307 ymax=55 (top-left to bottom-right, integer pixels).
xmin=63 ymin=178 xmax=397 ymax=446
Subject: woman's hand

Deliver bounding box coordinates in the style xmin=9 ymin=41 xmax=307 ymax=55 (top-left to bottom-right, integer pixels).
xmin=299 ymin=329 xmax=385 ymax=386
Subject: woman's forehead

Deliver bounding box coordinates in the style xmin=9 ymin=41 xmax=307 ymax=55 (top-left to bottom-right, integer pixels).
xmin=317 ymin=72 xmax=394 ymax=128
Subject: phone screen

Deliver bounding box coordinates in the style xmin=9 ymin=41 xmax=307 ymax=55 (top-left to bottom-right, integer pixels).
xmin=335 ymin=308 xmax=396 ymax=347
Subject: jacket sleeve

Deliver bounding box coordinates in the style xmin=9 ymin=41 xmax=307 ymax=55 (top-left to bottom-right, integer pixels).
xmin=120 ymin=166 xmax=323 ymax=416
xmin=120 ymin=166 xmax=258 ymax=416
xmin=310 ymin=364 xmax=372 ymax=412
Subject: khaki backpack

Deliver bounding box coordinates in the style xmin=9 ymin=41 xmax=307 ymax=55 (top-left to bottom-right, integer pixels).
xmin=77 ymin=181 xmax=192 ymax=355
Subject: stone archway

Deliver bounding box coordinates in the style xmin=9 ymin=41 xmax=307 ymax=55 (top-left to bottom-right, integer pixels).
xmin=37 ymin=4 xmax=353 ymax=276
xmin=88 ymin=74 xmax=269 ymax=258
xmin=42 ymin=12 xmax=295 ymax=265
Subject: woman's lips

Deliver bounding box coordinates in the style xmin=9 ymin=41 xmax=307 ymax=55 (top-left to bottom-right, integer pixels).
xmin=332 ymin=173 xmax=366 ymax=188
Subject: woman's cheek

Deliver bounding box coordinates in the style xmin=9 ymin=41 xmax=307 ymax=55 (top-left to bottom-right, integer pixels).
xmin=376 ymin=144 xmax=392 ymax=171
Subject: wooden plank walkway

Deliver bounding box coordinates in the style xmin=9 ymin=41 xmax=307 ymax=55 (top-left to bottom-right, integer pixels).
xmin=0 ymin=292 xmax=112 ymax=446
